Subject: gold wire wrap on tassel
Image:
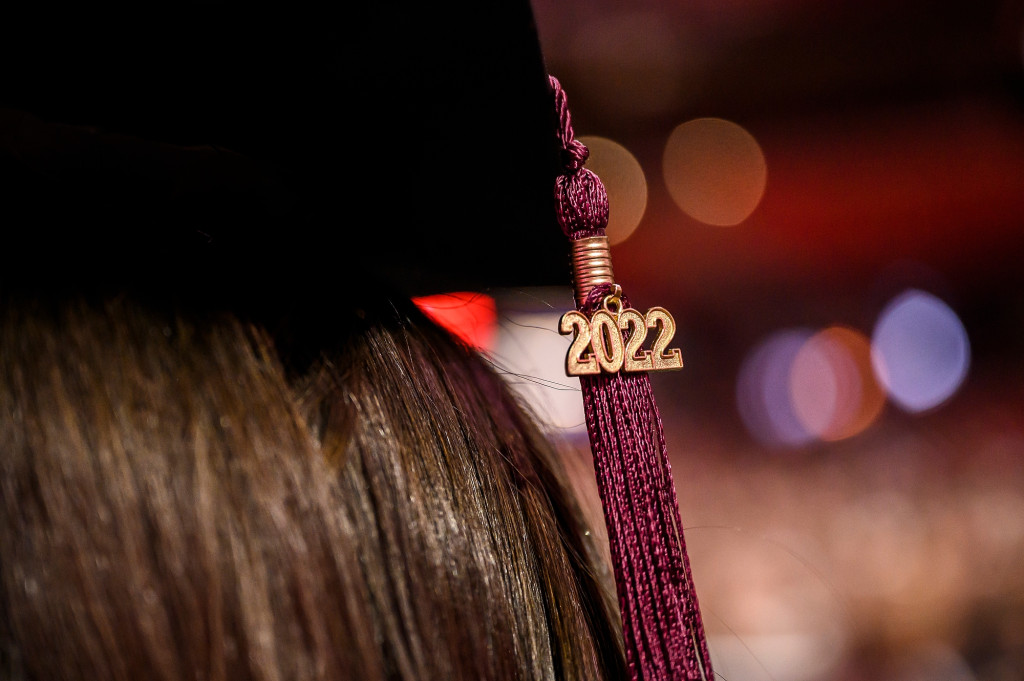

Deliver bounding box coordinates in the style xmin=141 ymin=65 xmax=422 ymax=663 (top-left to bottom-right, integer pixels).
xmin=570 ymin=236 xmax=615 ymax=304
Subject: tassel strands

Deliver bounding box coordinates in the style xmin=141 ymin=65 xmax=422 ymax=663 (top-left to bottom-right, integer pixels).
xmin=549 ymin=75 xmax=714 ymax=681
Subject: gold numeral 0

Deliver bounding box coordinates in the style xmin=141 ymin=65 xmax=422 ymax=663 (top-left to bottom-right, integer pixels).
xmin=591 ymin=310 xmax=624 ymax=373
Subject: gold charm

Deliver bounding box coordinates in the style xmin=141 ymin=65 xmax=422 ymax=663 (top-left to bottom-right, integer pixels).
xmin=558 ymin=305 xmax=684 ymax=377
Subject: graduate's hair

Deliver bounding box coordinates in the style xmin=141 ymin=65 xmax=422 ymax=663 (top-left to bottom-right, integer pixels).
xmin=0 ymin=288 xmax=627 ymax=681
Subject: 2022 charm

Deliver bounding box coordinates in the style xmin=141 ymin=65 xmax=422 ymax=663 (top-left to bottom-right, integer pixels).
xmin=558 ymin=305 xmax=684 ymax=377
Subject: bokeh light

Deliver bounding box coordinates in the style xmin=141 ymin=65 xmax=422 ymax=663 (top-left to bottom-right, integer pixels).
xmin=663 ymin=117 xmax=767 ymax=226
xmin=791 ymin=326 xmax=886 ymax=441
xmin=579 ymin=135 xmax=648 ymax=245
xmin=871 ymin=289 xmax=971 ymax=413
xmin=737 ymin=328 xmax=815 ymax=448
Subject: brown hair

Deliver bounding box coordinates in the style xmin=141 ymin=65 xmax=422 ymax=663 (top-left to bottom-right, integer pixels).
xmin=0 ymin=290 xmax=626 ymax=680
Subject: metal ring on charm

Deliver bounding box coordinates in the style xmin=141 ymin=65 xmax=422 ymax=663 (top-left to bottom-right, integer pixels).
xmin=602 ymin=285 xmax=624 ymax=316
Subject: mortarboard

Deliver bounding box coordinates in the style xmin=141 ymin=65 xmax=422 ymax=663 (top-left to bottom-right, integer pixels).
xmin=0 ymin=2 xmax=566 ymax=302
xmin=0 ymin=2 xmax=714 ymax=679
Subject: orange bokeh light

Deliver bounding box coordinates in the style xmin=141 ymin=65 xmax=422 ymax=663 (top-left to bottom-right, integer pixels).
xmin=791 ymin=326 xmax=886 ymax=441
xmin=580 ymin=135 xmax=648 ymax=245
xmin=663 ymin=117 xmax=767 ymax=227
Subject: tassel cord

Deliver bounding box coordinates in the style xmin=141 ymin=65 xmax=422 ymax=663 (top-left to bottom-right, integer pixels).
xmin=549 ymin=74 xmax=714 ymax=681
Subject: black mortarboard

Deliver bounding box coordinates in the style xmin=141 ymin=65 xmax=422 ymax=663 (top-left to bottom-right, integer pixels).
xmin=0 ymin=1 xmax=566 ymax=306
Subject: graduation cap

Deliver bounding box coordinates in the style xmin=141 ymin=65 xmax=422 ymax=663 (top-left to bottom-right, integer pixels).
xmin=0 ymin=1 xmax=565 ymax=305
xmin=0 ymin=3 xmax=714 ymax=679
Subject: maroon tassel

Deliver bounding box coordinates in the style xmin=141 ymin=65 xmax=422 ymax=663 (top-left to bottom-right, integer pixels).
xmin=549 ymin=75 xmax=714 ymax=681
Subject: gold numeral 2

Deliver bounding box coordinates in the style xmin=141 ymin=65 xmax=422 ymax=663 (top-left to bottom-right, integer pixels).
xmin=559 ymin=310 xmax=599 ymax=375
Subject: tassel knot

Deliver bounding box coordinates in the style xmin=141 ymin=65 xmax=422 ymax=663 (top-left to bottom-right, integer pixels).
xmin=555 ymin=169 xmax=610 ymax=239
xmin=562 ymin=138 xmax=590 ymax=172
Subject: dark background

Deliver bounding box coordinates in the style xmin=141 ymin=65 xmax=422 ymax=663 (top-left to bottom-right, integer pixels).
xmin=529 ymin=1 xmax=1024 ymax=679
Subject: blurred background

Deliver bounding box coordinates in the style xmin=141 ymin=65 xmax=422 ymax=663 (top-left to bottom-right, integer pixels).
xmin=420 ymin=1 xmax=1024 ymax=678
